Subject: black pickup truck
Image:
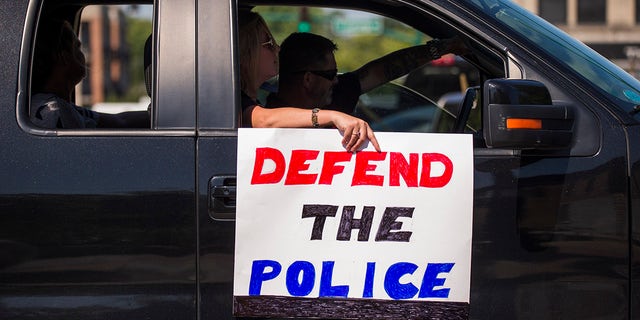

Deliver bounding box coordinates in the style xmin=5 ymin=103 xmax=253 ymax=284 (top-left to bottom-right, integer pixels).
xmin=2 ymin=0 xmax=640 ymax=319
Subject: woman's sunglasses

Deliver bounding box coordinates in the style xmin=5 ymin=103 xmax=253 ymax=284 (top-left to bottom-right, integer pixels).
xmin=260 ymin=36 xmax=279 ymax=51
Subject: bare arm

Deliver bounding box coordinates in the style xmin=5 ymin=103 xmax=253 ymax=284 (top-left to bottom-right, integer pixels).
xmin=354 ymin=37 xmax=468 ymax=93
xmin=245 ymin=105 xmax=380 ymax=152
xmin=355 ymin=45 xmax=432 ymax=93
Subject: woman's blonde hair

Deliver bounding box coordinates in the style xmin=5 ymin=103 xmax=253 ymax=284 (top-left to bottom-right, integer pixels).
xmin=238 ymin=11 xmax=271 ymax=94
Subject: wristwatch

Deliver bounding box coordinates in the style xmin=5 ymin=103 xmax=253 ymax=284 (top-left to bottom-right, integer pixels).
xmin=426 ymin=39 xmax=442 ymax=60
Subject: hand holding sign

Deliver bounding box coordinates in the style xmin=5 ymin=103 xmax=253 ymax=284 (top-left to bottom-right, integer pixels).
xmin=327 ymin=111 xmax=380 ymax=152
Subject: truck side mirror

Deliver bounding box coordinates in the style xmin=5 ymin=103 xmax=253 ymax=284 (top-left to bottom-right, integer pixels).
xmin=483 ymin=79 xmax=574 ymax=149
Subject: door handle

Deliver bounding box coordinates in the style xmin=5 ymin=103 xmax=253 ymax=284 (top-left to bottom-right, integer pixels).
xmin=208 ymin=175 xmax=236 ymax=220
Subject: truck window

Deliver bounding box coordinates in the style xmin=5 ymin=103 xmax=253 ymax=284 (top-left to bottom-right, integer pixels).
xmin=24 ymin=3 xmax=156 ymax=132
xmin=246 ymin=5 xmax=497 ymax=134
xmin=78 ymin=5 xmax=152 ymax=116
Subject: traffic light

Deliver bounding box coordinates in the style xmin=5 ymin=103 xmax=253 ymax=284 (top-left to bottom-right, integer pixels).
xmin=298 ymin=21 xmax=311 ymax=32
xmin=298 ymin=7 xmax=310 ymax=32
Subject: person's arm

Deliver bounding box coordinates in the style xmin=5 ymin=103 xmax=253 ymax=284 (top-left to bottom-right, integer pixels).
xmin=354 ymin=37 xmax=467 ymax=93
xmin=97 ymin=111 xmax=150 ymax=128
xmin=245 ymin=105 xmax=380 ymax=152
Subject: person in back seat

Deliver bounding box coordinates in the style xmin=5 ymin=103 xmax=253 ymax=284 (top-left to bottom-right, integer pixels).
xmin=238 ymin=10 xmax=380 ymax=152
xmin=31 ymin=18 xmax=149 ymax=129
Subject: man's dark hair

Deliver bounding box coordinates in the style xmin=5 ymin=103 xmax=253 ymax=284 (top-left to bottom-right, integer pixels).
xmin=279 ymin=32 xmax=338 ymax=76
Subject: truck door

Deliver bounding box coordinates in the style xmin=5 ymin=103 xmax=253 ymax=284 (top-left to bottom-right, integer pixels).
xmin=194 ymin=1 xmax=632 ymax=319
xmin=0 ymin=1 xmax=198 ymax=319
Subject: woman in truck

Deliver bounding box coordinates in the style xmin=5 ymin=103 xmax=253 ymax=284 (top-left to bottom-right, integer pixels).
xmin=238 ymin=10 xmax=380 ymax=152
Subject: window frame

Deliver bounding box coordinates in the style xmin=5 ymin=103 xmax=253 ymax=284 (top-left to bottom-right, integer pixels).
xmin=196 ymin=0 xmax=238 ymax=133
xmin=17 ymin=0 xmax=196 ymax=137
xmin=200 ymin=0 xmax=507 ymax=136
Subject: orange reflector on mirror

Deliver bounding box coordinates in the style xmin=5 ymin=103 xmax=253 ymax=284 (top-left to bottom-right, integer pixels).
xmin=506 ymin=118 xmax=542 ymax=129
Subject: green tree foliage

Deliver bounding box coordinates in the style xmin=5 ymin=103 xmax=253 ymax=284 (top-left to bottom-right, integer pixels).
xmin=120 ymin=17 xmax=152 ymax=101
xmin=255 ymin=6 xmax=330 ymax=44
xmin=126 ymin=17 xmax=152 ymax=86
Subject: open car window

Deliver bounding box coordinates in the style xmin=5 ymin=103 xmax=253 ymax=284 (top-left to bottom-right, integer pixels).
xmin=253 ymin=4 xmax=502 ymax=135
xmin=78 ymin=5 xmax=152 ymax=116
xmin=23 ymin=3 xmax=155 ymax=133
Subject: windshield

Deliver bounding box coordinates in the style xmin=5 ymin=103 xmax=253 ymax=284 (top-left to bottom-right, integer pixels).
xmin=466 ymin=0 xmax=640 ymax=114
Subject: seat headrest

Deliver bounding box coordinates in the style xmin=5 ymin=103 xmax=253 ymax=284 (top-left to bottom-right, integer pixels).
xmin=144 ymin=34 xmax=152 ymax=97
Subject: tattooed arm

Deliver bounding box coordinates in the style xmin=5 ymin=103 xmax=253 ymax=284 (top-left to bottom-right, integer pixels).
xmin=354 ymin=37 xmax=467 ymax=93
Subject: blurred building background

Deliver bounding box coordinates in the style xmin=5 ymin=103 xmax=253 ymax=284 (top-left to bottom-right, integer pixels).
xmin=513 ymin=0 xmax=640 ymax=78
xmin=77 ymin=5 xmax=130 ymax=106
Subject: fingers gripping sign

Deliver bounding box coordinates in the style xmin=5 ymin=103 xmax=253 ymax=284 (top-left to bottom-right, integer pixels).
xmin=339 ymin=120 xmax=380 ymax=153
xmin=365 ymin=126 xmax=381 ymax=153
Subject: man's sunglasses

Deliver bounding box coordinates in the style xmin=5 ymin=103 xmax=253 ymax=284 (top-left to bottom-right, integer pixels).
xmin=293 ymin=69 xmax=338 ymax=81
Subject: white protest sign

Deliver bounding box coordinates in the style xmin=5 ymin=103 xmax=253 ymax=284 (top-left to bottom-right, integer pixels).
xmin=234 ymin=128 xmax=473 ymax=316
